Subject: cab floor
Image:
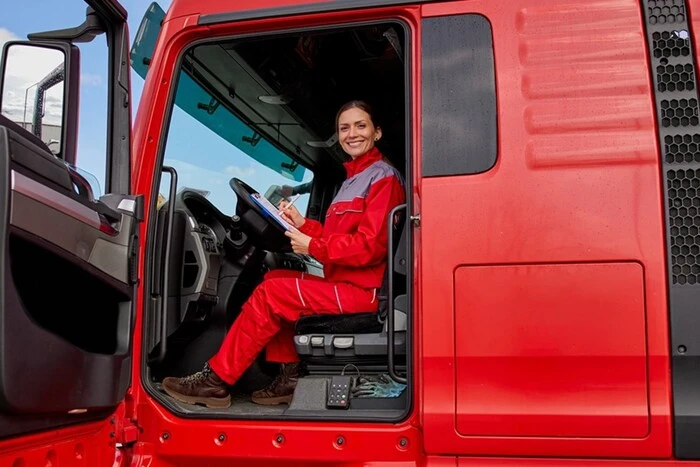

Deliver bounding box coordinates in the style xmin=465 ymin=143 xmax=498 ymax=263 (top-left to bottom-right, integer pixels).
xmin=154 ymin=383 xmax=287 ymax=417
xmin=153 ymin=383 xmax=406 ymax=420
xmin=172 ymin=394 xmax=286 ymax=416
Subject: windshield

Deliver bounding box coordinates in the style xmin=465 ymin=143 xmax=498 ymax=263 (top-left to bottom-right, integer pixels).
xmin=159 ymin=71 xmax=313 ymax=216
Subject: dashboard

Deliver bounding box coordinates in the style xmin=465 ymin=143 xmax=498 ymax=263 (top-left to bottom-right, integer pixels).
xmin=173 ymin=189 xmax=324 ymax=321
xmin=150 ymin=186 xmax=326 ymax=358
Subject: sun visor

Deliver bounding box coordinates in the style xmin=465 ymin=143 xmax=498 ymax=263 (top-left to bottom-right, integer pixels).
xmin=172 ymin=72 xmax=305 ymax=182
xmin=130 ymin=2 xmax=165 ymax=80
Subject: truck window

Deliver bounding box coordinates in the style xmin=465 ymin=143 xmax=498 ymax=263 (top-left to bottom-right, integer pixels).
xmin=421 ymin=14 xmax=497 ymax=177
xmin=158 ymin=78 xmax=314 ymax=216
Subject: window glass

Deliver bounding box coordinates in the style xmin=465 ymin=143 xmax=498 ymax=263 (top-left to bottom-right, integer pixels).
xmin=159 ymin=71 xmax=313 ymax=216
xmin=0 ymin=27 xmax=108 ymax=197
xmin=421 ymin=14 xmax=497 ymax=177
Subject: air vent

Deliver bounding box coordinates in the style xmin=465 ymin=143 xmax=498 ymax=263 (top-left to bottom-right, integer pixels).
xmin=648 ymin=0 xmax=686 ymax=25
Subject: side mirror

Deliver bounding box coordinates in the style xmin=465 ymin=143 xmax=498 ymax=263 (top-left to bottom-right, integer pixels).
xmin=0 ymin=41 xmax=79 ymax=163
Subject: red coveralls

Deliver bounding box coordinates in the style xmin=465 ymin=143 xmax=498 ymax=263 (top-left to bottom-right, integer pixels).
xmin=208 ymin=147 xmax=405 ymax=385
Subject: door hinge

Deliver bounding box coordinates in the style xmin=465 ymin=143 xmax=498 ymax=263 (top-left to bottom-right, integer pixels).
xmin=119 ymin=423 xmax=140 ymax=445
xmin=410 ymin=213 xmax=420 ymax=227
xmin=111 ymin=394 xmax=140 ymax=447
xmin=113 ymin=417 xmax=140 ymax=447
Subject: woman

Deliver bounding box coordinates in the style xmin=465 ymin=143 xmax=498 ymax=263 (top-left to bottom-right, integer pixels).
xmin=162 ymin=101 xmax=406 ymax=408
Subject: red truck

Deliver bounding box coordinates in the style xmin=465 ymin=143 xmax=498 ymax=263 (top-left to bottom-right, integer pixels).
xmin=0 ymin=0 xmax=698 ymax=464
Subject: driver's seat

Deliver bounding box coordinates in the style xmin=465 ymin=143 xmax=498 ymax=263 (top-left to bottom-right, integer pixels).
xmin=293 ymin=214 xmax=408 ymax=367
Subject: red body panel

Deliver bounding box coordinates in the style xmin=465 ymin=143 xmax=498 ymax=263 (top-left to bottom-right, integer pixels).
xmin=1 ymin=0 xmax=689 ymax=464
xmin=0 ymin=412 xmax=125 ymax=466
xmin=419 ymin=0 xmax=672 ymax=459
xmin=454 ymin=263 xmax=649 ymax=439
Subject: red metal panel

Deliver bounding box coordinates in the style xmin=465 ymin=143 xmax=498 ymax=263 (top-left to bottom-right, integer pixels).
xmin=458 ymin=458 xmax=700 ymax=467
xmin=454 ymin=263 xmax=648 ymax=438
xmin=0 ymin=417 xmax=121 ymax=467
xmin=164 ymin=0 xmax=327 ymax=22
xmin=129 ymin=395 xmax=423 ymax=465
xmin=419 ymin=0 xmax=672 ymax=459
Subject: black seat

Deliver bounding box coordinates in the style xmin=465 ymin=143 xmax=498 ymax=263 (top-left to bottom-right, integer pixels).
xmin=295 ymin=312 xmax=384 ymax=334
xmin=293 ymin=212 xmax=407 ymax=365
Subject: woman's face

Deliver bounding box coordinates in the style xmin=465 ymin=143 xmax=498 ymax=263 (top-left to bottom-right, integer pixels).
xmin=337 ymin=107 xmax=382 ymax=159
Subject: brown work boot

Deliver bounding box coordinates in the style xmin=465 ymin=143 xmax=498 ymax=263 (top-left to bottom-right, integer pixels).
xmin=251 ymin=363 xmax=301 ymax=406
xmin=162 ymin=363 xmax=231 ymax=409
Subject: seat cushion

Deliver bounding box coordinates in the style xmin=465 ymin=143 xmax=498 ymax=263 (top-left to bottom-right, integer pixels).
xmin=295 ymin=312 xmax=383 ymax=335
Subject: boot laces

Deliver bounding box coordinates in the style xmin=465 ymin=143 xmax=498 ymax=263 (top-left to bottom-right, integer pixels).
xmin=181 ymin=364 xmax=212 ymax=386
xmin=267 ymin=373 xmax=285 ymax=392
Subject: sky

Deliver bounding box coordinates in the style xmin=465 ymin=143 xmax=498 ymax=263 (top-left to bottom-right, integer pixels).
xmin=0 ymin=0 xmax=168 ymax=181
xmin=0 ymin=0 xmax=313 ymax=215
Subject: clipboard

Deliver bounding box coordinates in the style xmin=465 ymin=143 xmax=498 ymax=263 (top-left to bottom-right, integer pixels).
xmin=250 ymin=193 xmax=294 ymax=231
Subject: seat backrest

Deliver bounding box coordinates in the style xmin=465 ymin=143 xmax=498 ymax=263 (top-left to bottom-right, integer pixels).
xmin=377 ymin=212 xmax=407 ymax=321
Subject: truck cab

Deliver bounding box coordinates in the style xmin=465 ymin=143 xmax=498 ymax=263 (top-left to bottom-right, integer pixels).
xmin=0 ymin=0 xmax=699 ymax=465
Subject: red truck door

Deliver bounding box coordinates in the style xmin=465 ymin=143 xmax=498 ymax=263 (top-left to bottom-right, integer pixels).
xmin=0 ymin=0 xmax=139 ymax=463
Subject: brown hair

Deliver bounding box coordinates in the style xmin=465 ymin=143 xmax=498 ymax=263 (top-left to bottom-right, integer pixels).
xmin=335 ymin=100 xmax=378 ymax=131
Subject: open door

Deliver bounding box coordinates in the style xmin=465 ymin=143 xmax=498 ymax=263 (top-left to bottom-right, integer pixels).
xmin=0 ymin=0 xmax=139 ymax=445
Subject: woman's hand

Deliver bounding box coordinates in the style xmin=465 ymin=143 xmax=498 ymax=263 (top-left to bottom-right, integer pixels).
xmin=279 ymin=200 xmax=306 ymax=228
xmin=285 ymin=229 xmax=312 ymax=255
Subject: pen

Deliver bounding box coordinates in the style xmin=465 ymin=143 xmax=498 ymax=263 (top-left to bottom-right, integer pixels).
xmin=282 ymin=194 xmax=300 ymax=212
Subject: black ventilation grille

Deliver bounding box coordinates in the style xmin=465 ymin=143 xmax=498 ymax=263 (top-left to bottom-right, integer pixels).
xmin=653 ymin=30 xmax=692 ymax=57
xmin=665 ymin=133 xmax=700 ymax=163
xmin=648 ymin=0 xmax=686 ymax=24
xmin=661 ymin=98 xmax=699 ymax=126
xmin=657 ymin=63 xmax=695 ymax=92
xmin=642 ymin=0 xmax=700 ymax=459
xmin=667 ymin=169 xmax=700 ymax=284
xmin=643 ymin=3 xmax=700 ymax=287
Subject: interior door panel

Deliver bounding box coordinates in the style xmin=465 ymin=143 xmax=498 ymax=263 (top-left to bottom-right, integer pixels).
xmin=0 ymin=117 xmax=136 ymax=438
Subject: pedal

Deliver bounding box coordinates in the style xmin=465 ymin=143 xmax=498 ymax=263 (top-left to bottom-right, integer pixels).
xmin=327 ymin=375 xmax=353 ymax=409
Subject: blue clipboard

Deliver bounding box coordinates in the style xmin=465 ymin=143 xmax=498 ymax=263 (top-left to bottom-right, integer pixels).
xmin=250 ymin=193 xmax=293 ymax=231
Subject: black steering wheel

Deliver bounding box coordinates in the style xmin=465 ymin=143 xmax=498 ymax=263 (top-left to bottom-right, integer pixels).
xmin=228 ymin=177 xmax=291 ymax=251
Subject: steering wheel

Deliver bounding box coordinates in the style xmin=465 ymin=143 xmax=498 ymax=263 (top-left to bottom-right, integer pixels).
xmin=229 ymin=178 xmax=291 ymax=250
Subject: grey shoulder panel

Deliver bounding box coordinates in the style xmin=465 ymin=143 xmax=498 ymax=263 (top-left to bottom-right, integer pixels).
xmin=333 ymin=161 xmax=402 ymax=203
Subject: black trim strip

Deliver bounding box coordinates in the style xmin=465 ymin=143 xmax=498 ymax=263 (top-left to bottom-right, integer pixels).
xmin=198 ymin=0 xmax=436 ymax=25
xmin=640 ymin=0 xmax=700 ymax=460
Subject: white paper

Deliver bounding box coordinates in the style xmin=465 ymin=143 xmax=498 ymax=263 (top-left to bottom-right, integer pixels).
xmin=250 ymin=193 xmax=294 ymax=231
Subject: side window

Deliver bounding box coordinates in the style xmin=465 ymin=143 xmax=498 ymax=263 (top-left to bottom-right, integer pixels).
xmin=421 ymin=14 xmax=497 ymax=177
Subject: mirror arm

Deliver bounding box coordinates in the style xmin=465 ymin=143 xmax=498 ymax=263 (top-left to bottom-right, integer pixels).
xmin=27 ymin=7 xmax=105 ymax=44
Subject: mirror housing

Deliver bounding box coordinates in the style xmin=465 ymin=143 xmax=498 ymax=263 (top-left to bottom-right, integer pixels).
xmin=0 ymin=41 xmax=80 ymax=164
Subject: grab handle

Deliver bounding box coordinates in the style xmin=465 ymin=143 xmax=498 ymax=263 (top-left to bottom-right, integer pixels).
xmin=153 ymin=166 xmax=177 ymax=363
xmin=387 ymin=203 xmax=407 ymax=384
